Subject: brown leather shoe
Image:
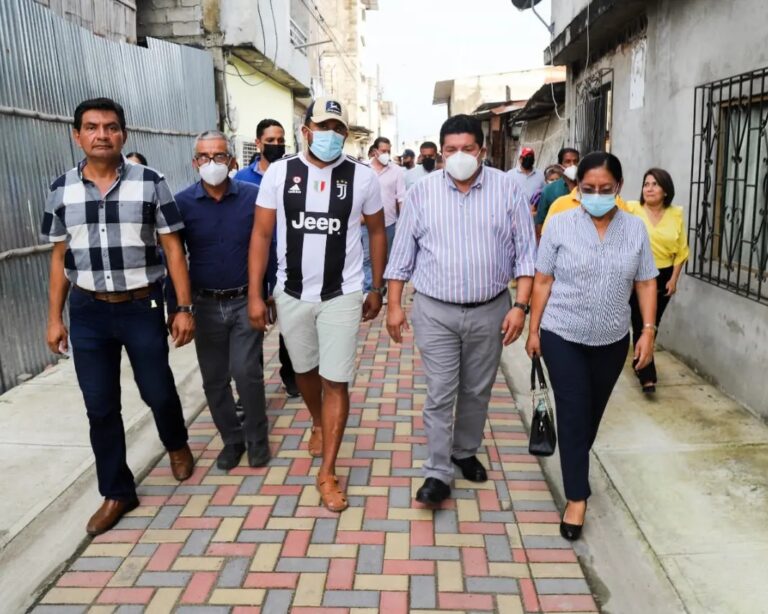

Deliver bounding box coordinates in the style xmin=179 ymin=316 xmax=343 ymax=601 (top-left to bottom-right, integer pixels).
xmin=168 ymin=444 xmax=194 ymax=481
xmin=86 ymin=497 xmax=139 ymax=536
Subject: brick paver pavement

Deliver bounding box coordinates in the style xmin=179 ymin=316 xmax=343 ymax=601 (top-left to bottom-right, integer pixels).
xmin=35 ymin=292 xmax=599 ymax=613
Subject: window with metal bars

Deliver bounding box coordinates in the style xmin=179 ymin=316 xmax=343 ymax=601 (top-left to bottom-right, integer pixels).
xmin=574 ymin=68 xmax=613 ymax=154
xmin=688 ymin=67 xmax=768 ymax=305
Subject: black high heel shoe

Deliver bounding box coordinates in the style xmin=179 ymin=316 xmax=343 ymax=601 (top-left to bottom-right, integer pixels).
xmin=560 ymin=502 xmax=586 ymax=541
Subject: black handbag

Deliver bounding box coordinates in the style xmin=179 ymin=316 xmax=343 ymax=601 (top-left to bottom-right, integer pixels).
xmin=528 ymin=355 xmax=557 ymax=457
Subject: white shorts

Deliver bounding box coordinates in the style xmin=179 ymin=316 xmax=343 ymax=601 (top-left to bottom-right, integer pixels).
xmin=273 ymin=287 xmax=364 ymax=383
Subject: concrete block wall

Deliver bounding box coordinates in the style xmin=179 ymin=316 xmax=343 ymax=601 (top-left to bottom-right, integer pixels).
xmin=136 ymin=0 xmax=204 ymax=41
xmin=35 ymin=0 xmax=138 ymax=43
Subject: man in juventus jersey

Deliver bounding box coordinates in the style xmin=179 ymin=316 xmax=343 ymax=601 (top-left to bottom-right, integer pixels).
xmin=248 ymin=97 xmax=387 ymax=512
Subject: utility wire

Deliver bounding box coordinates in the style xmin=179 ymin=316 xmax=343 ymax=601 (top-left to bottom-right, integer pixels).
xmin=225 ymin=0 xmax=280 ymax=87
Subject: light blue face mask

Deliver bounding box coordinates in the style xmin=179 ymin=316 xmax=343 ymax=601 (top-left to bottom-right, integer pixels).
xmin=309 ymin=130 xmax=345 ymax=162
xmin=580 ymin=192 xmax=617 ymax=217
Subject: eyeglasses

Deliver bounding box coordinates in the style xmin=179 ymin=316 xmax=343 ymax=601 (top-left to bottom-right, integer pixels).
xmin=195 ymin=153 xmax=231 ymax=164
xmin=579 ymin=184 xmax=617 ymax=195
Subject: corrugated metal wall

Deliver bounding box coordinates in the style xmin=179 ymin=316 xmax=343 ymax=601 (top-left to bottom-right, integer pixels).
xmin=0 ymin=0 xmax=218 ymax=392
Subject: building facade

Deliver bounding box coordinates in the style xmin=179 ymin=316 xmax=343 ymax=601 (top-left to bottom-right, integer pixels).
xmin=548 ymin=0 xmax=768 ymax=416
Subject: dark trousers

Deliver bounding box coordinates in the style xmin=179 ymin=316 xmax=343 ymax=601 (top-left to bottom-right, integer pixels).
xmin=540 ymin=329 xmax=629 ymax=501
xmin=629 ymin=266 xmax=673 ymax=384
xmin=279 ymin=334 xmax=295 ymax=387
xmin=69 ymin=285 xmax=188 ymax=500
xmin=194 ymin=295 xmax=268 ymax=447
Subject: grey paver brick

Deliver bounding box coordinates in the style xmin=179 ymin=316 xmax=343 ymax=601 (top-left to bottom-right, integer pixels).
xmin=136 ymin=485 xmax=176 ymax=495
xmin=135 ymin=571 xmax=192 ymax=586
xmin=175 ymin=607 xmax=230 ymax=614
xmin=271 ymin=496 xmax=298 ymax=517
xmin=148 ymin=505 xmax=183 ymax=529
xmin=348 ymin=466 xmax=370 ymax=487
xmin=410 ymin=546 xmax=460 ymax=560
xmin=217 ymin=557 xmax=250 ymax=587
xmin=311 ymin=518 xmax=338 ymax=544
xmin=114 ymin=516 xmax=153 ymax=530
xmin=204 ymin=505 xmax=249 ymax=517
xmin=363 ymin=519 xmax=410 ymax=532
xmin=174 ymin=485 xmax=218 ymax=495
xmin=32 ymin=607 xmax=86 ymax=614
xmin=434 ymin=509 xmax=458 ymax=533
xmin=275 ymin=557 xmax=329 ymax=572
xmin=388 ymin=486 xmax=411 ymax=508
xmin=70 ymin=557 xmax=123 ymax=571
xmin=466 ymin=577 xmax=520 ymax=594
xmin=237 ymin=530 xmax=286 ymax=543
xmin=480 ymin=511 xmax=516 ymax=523
xmin=180 ymin=529 xmax=215 ymax=555
xmin=115 ymin=607 xmax=145 ymax=614
xmin=356 ymin=544 xmax=384 ymax=573
xmin=523 ymin=535 xmax=573 ymax=549
xmin=284 ymin=476 xmax=316 ymax=485
xmin=262 ymin=589 xmax=293 ymax=614
xmin=323 ymin=590 xmax=380 ymax=608
xmin=410 ymin=575 xmax=437 ymax=609
xmin=535 ymin=578 xmax=592 ymax=594
xmin=485 ymin=535 xmax=514 ymax=562
xmin=130 ymin=544 xmax=159 ymax=557
xmin=512 ymin=500 xmax=558 ymax=511
xmin=280 ymin=435 xmax=301 ymax=450
xmin=375 ymin=427 xmax=393 ymax=443
xmin=238 ymin=475 xmax=264 ymax=494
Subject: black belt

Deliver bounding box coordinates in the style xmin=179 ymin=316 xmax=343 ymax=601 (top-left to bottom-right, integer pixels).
xmin=75 ymin=285 xmax=152 ymax=303
xmin=196 ymin=285 xmax=248 ymax=300
xmin=423 ymin=291 xmax=506 ymax=309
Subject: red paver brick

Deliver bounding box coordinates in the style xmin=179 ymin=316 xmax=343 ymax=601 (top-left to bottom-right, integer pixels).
xmin=166 ymin=494 xmax=190 ymax=505
xmin=410 ymin=520 xmax=434 ymax=547
xmin=173 ymin=517 xmax=221 ymax=530
xmin=458 ymin=522 xmax=506 ymax=535
xmin=507 ymin=480 xmax=549 ymax=490
xmin=520 ymin=578 xmax=541 ymax=612
xmin=513 ymin=548 xmax=528 ymax=563
xmin=369 ymin=477 xmax=412 ymax=487
xmin=539 ymin=595 xmax=599 ymax=612
xmin=381 ymin=591 xmax=409 ymax=612
xmin=477 ymin=489 xmax=501 ymax=511
xmin=232 ymin=608 xmax=261 ymax=614
xmin=260 ymin=485 xmax=302 ymax=496
xmin=92 ymin=529 xmax=143 ymax=544
xmin=206 ymin=543 xmax=257 ymax=557
xmin=243 ymin=506 xmax=272 ymax=529
xmin=364 ymin=496 xmax=389 ymax=520
xmin=292 ymin=609 xmax=348 ymax=614
xmin=137 ymin=496 xmax=167 ymax=506
xmin=210 ymin=485 xmax=238 ymax=506
xmin=281 ymin=530 xmax=312 ymax=557
xmin=336 ymin=531 xmax=386 ymax=545
xmin=57 ymin=571 xmax=113 ymax=588
xmin=295 ymin=507 xmax=341 ymax=518
xmin=180 ymin=571 xmax=217 ymax=604
xmin=244 ymin=572 xmax=299 ymax=589
xmin=438 ymin=592 xmax=494 ymax=610
xmin=383 ymin=560 xmax=435 ymax=575
xmin=182 ymin=465 xmax=209 ymax=485
xmin=462 ymin=547 xmax=489 ymax=576
xmin=97 ymin=588 xmax=155 ymax=605
xmin=526 ymin=549 xmax=578 ymax=563
xmin=356 ymin=434 xmax=375 ymax=450
xmin=326 ymin=558 xmax=356 ymax=590
xmin=289 ymin=457 xmax=313 ymax=476
xmin=145 ymin=543 xmax=184 ymax=572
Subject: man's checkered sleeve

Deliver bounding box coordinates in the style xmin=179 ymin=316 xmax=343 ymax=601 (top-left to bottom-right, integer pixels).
xmin=154 ymin=175 xmax=184 ymax=234
xmin=40 ymin=175 xmax=68 ymax=243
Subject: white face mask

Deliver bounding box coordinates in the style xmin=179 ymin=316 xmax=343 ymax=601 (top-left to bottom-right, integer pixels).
xmin=377 ymin=152 xmax=390 ymax=166
xmin=563 ymin=165 xmax=578 ymax=182
xmin=198 ymin=161 xmax=229 ymax=186
xmin=445 ymin=150 xmax=479 ymax=181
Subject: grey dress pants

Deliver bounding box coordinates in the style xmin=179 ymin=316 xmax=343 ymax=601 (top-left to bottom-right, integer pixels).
xmin=411 ymin=291 xmax=510 ymax=485
xmin=193 ymin=294 xmax=268 ymax=448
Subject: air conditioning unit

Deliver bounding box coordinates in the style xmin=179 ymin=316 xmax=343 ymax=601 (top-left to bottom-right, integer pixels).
xmin=511 ymin=0 xmax=543 ymax=8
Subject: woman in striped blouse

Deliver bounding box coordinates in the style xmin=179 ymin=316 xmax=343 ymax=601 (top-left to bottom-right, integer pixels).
xmin=525 ymin=152 xmax=658 ymax=541
xmin=627 ymin=169 xmax=690 ymax=393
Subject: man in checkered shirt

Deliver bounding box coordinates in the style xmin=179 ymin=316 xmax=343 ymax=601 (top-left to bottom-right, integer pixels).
xmin=41 ymin=97 xmax=196 ymax=536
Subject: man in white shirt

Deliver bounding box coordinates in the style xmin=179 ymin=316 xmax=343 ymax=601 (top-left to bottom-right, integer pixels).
xmin=405 ymin=141 xmax=439 ymax=190
xmin=369 ymin=136 xmax=405 ymax=256
xmin=508 ymin=146 xmax=546 ymax=207
xmin=248 ymin=97 xmax=387 ymax=513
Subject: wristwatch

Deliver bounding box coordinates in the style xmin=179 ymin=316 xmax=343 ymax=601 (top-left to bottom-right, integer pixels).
xmin=370 ymin=286 xmax=387 ymax=294
xmin=176 ymin=304 xmax=195 ymax=315
xmin=512 ymin=301 xmax=530 ymax=315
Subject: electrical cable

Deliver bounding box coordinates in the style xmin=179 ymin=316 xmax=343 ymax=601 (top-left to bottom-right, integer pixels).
xmin=224 ymin=0 xmax=280 ymax=87
xmin=298 ymin=0 xmax=357 ymax=80
xmin=522 ymin=0 xmax=565 ymax=122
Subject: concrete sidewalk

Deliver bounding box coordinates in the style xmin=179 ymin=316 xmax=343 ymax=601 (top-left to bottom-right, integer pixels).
xmin=501 ymin=339 xmax=768 ymax=614
xmin=32 ymin=292 xmax=597 ymax=614
xmin=0 ymin=344 xmax=206 ymax=613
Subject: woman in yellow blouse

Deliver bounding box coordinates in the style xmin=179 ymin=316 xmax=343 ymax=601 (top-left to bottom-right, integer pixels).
xmin=628 ymin=168 xmax=689 ymax=393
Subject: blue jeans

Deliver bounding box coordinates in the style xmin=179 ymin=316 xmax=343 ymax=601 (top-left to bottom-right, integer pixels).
xmin=361 ymin=223 xmax=396 ymax=292
xmin=69 ymin=285 xmax=188 ymax=500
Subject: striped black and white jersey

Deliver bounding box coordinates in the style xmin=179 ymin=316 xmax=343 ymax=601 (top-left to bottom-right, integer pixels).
xmin=257 ymin=152 xmax=382 ymax=302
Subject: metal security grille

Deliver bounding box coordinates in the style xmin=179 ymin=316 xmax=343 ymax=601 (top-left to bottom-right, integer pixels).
xmin=574 ymin=68 xmax=613 ymax=154
xmin=688 ymin=67 xmax=768 ymax=305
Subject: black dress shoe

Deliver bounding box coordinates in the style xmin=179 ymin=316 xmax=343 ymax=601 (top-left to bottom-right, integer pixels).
xmin=216 ymin=443 xmax=246 ymax=471
xmin=642 ymin=384 xmax=656 ymax=394
xmin=247 ymin=442 xmax=271 ymax=468
xmin=560 ymin=502 xmax=586 ymax=541
xmin=451 ymin=455 xmax=488 ymax=482
xmin=284 ymin=379 xmax=301 ymax=398
xmin=415 ymin=477 xmax=451 ymax=505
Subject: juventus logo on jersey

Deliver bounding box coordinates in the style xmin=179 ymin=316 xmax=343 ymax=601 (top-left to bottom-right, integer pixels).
xmin=336 ymin=180 xmax=348 ymax=200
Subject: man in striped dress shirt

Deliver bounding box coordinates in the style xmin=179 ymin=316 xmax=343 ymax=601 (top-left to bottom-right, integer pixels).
xmin=385 ymin=114 xmax=536 ymax=505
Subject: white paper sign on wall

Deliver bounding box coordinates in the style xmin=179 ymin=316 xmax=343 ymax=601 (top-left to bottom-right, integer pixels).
xmin=630 ymin=38 xmax=647 ymax=110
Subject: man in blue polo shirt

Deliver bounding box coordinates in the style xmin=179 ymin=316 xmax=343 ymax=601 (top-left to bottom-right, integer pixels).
xmin=235 ymin=119 xmax=299 ymax=398
xmin=170 ymin=130 xmax=270 ymax=471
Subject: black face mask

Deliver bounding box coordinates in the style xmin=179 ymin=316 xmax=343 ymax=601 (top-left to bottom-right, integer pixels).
xmin=521 ymin=155 xmax=535 ymax=170
xmin=422 ymin=157 xmax=436 ymax=172
xmin=262 ymin=144 xmax=286 ymax=163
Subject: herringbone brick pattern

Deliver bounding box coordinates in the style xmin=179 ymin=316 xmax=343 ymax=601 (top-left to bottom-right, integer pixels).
xmin=35 ymin=293 xmax=598 ymax=613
